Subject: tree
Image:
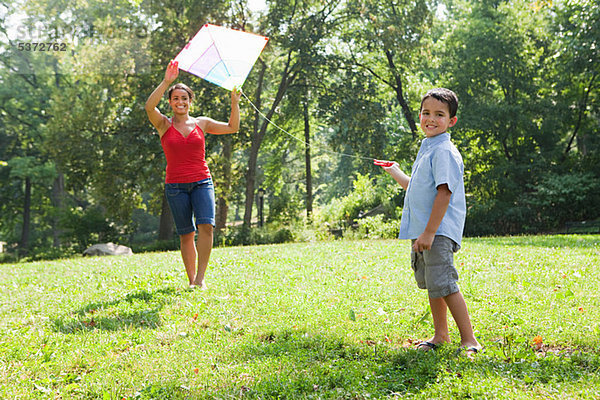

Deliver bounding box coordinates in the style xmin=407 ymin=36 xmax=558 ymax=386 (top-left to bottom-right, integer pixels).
xmin=436 ymin=0 xmax=600 ymax=233
xmin=38 ymin=0 xmax=236 ymax=244
xmin=314 ymin=60 xmax=392 ymax=202
xmin=241 ymin=0 xmax=341 ymax=229
xmin=0 ymin=2 xmax=60 ymax=254
xmin=437 ymin=0 xmax=554 ymax=232
xmin=551 ymin=0 xmax=599 ymax=162
xmin=343 ymin=0 xmax=434 ymax=139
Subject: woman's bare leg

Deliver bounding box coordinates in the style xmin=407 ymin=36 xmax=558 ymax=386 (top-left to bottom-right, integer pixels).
xmin=180 ymin=231 xmax=197 ymax=285
xmin=192 ymin=224 xmax=213 ymax=288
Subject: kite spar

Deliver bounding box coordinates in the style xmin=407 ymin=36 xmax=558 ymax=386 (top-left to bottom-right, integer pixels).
xmin=174 ymin=24 xmax=269 ymax=91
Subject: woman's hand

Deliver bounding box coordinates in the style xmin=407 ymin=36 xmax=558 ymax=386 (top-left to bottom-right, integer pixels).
xmin=231 ymin=87 xmax=242 ymax=104
xmin=165 ymin=60 xmax=179 ymax=84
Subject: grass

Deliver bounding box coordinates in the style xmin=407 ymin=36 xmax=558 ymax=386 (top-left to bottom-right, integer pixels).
xmin=1 ymin=235 xmax=599 ymax=399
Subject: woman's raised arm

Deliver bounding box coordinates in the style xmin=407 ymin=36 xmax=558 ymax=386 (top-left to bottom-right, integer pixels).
xmin=145 ymin=60 xmax=179 ymax=133
xmin=200 ymin=88 xmax=242 ymax=135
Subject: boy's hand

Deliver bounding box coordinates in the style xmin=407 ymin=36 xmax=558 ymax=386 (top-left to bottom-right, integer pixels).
xmin=374 ymin=159 xmax=398 ymax=170
xmin=375 ymin=159 xmax=409 ymax=189
xmin=413 ymin=232 xmax=435 ymax=253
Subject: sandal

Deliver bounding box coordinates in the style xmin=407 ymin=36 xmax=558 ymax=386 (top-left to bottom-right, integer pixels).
xmin=458 ymin=345 xmax=483 ymax=358
xmin=416 ymin=341 xmax=438 ymax=352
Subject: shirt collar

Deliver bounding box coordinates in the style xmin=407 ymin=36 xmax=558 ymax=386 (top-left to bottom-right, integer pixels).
xmin=422 ymin=132 xmax=450 ymax=149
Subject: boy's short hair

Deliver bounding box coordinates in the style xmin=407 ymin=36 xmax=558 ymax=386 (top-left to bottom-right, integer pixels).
xmin=421 ymin=88 xmax=458 ymax=118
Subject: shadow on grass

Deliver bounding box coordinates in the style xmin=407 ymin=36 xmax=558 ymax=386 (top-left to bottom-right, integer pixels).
xmin=200 ymin=329 xmax=600 ymax=399
xmin=105 ymin=327 xmax=600 ymax=398
xmin=202 ymin=329 xmax=444 ymax=398
xmin=51 ymin=286 xmax=182 ymax=334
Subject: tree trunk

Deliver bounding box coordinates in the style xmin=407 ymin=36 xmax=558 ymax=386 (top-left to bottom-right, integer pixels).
xmin=215 ymin=135 xmax=232 ymax=232
xmin=385 ymin=50 xmax=418 ymax=139
xmin=303 ymin=100 xmax=313 ymax=221
xmin=158 ymin=189 xmax=174 ymax=240
xmin=563 ymin=71 xmax=597 ymax=160
xmin=51 ymin=173 xmax=65 ymax=247
xmin=243 ymin=137 xmax=260 ymax=228
xmin=243 ymin=55 xmax=297 ymax=228
xmin=19 ymin=177 xmax=32 ymax=254
xmin=215 ymin=196 xmax=229 ymax=232
xmin=243 ymin=61 xmax=267 ymax=228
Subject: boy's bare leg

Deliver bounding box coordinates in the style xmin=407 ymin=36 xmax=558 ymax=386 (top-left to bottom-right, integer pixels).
xmin=444 ymin=291 xmax=481 ymax=349
xmin=180 ymin=231 xmax=198 ymax=285
xmin=427 ymin=296 xmax=451 ymax=345
xmin=191 ymin=224 xmax=213 ymax=289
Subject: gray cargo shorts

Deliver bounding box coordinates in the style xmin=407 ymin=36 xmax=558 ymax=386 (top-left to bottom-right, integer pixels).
xmin=411 ymin=235 xmax=460 ymax=298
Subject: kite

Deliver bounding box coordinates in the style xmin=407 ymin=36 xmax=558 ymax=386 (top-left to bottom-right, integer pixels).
xmin=174 ymin=24 xmax=269 ymax=91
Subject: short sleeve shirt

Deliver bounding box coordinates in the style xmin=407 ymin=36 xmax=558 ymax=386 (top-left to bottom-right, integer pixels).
xmin=398 ymin=133 xmax=466 ymax=245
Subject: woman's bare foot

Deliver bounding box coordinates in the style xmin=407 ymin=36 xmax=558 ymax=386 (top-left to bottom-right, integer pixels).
xmin=189 ymin=281 xmax=208 ymax=290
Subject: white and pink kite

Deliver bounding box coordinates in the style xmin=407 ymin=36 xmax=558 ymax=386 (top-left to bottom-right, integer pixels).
xmin=174 ymin=24 xmax=269 ymax=91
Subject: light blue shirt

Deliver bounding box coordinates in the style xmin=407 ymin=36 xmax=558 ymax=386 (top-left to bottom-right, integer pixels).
xmin=398 ymin=132 xmax=466 ymax=245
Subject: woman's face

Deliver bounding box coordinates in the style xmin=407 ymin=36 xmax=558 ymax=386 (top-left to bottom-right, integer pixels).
xmin=169 ymin=89 xmax=191 ymax=115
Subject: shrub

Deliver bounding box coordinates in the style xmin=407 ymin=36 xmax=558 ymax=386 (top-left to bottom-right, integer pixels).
xmin=214 ymin=224 xmax=296 ymax=247
xmin=266 ymin=189 xmax=303 ymax=225
xmin=0 ymin=252 xmax=18 ymax=264
xmin=465 ymin=172 xmax=600 ymax=236
xmin=60 ymin=206 xmax=125 ymax=252
xmin=272 ymin=227 xmax=294 ymax=243
xmin=465 ymin=199 xmax=534 ymax=236
xmin=320 ymin=173 xmax=381 ymax=227
xmin=318 ymin=173 xmax=403 ymax=236
xmin=522 ymin=172 xmax=600 ymax=231
xmin=130 ymin=239 xmax=179 ymax=253
xmin=356 ymin=215 xmax=402 ymax=239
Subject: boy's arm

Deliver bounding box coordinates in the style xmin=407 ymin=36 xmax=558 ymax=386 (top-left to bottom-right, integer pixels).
xmin=375 ymin=161 xmax=410 ymax=190
xmin=413 ymin=183 xmax=452 ymax=252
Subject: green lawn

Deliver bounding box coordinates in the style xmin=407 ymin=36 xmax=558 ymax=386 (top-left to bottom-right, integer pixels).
xmin=1 ymin=235 xmax=599 ymax=399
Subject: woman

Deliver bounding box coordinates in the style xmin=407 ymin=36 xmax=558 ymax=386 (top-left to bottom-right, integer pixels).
xmin=145 ymin=60 xmax=241 ymax=289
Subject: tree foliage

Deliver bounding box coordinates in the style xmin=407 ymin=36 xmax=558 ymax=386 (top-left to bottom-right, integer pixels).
xmin=1 ymin=0 xmax=599 ymax=259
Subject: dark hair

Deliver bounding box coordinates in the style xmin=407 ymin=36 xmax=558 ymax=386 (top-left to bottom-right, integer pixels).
xmin=420 ymin=88 xmax=458 ymax=118
xmin=168 ymin=83 xmax=194 ymax=101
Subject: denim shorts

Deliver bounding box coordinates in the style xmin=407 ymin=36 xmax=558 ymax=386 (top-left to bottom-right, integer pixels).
xmin=411 ymin=235 xmax=460 ymax=298
xmin=165 ymin=179 xmax=215 ymax=235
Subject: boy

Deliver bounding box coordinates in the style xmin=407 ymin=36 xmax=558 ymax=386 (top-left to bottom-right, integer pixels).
xmin=375 ymin=88 xmax=481 ymax=355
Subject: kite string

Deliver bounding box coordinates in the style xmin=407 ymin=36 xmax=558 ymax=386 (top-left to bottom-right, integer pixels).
xmin=241 ymin=91 xmax=374 ymax=161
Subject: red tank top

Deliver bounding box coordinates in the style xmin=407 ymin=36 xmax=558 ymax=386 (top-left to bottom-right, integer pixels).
xmin=160 ymin=121 xmax=211 ymax=183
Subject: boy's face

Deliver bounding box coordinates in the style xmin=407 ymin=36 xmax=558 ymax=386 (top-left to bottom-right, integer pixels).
xmin=419 ymin=97 xmax=457 ymax=138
